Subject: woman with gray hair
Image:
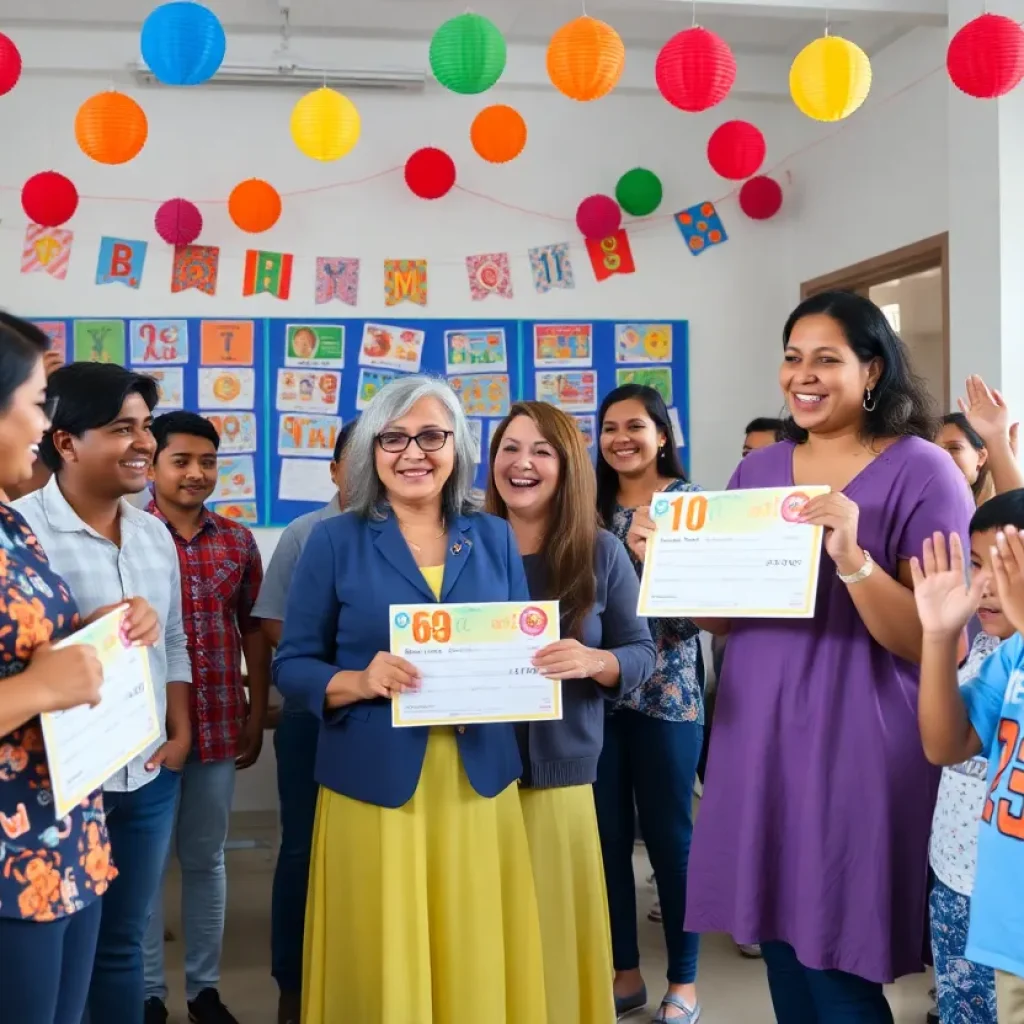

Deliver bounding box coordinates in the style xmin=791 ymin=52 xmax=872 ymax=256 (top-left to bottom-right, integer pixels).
xmin=274 ymin=375 xmax=547 ymax=1024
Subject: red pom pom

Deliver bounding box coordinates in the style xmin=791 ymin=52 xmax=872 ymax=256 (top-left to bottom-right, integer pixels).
xmin=739 ymin=176 xmax=783 ymax=220
xmin=707 ymin=120 xmax=765 ymax=180
xmin=22 ymin=172 xmax=79 ymax=227
xmin=576 ymin=194 xmax=622 ymax=240
xmin=947 ymin=13 xmax=1024 ymax=99
xmin=405 ymin=147 xmax=456 ymax=200
xmin=155 ymin=199 xmax=204 ymax=246
xmin=655 ymin=27 xmax=735 ymax=112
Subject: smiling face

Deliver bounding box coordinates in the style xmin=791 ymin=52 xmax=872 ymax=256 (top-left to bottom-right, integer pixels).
xmin=492 ymin=414 xmax=561 ymax=519
xmin=937 ymin=422 xmax=986 ymax=488
xmin=151 ymin=432 xmax=218 ymax=511
xmin=292 ymin=328 xmax=317 ymax=359
xmin=971 ymin=527 xmax=1016 ymax=639
xmin=0 ymin=357 xmax=49 ymax=489
xmin=374 ymin=396 xmax=455 ymax=509
xmin=599 ymin=398 xmax=666 ymax=478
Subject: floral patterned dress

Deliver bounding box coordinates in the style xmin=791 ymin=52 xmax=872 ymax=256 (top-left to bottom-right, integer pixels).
xmin=0 ymin=504 xmax=116 ymax=922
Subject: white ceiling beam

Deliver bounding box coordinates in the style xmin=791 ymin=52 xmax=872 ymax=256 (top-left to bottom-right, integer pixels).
xmin=649 ymin=0 xmax=947 ymax=24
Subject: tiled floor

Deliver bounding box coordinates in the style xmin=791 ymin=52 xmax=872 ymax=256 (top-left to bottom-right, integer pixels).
xmin=153 ymin=814 xmax=933 ymax=1023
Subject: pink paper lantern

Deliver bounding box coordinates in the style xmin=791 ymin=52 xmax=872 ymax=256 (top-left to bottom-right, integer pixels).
xmin=155 ymin=198 xmax=203 ymax=246
xmin=576 ymin=194 xmax=621 ymax=240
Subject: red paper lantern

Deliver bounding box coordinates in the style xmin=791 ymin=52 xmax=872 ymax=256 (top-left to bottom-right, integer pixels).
xmin=576 ymin=194 xmax=621 ymax=240
xmin=0 ymin=33 xmax=22 ymax=96
xmin=155 ymin=198 xmax=203 ymax=246
xmin=405 ymin=147 xmax=456 ymax=199
xmin=947 ymin=13 xmax=1024 ymax=99
xmin=739 ymin=176 xmax=783 ymax=220
xmin=707 ymin=120 xmax=765 ymax=180
xmin=656 ymin=27 xmax=736 ymax=112
xmin=21 ymin=172 xmax=79 ymax=227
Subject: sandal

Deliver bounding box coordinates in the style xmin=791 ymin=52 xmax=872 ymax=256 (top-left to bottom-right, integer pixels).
xmin=615 ymin=984 xmax=647 ymax=1019
xmin=653 ymin=992 xmax=701 ymax=1023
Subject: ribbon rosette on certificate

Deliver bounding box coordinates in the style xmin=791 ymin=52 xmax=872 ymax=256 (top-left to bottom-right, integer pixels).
xmin=637 ymin=487 xmax=829 ymax=619
xmin=390 ymin=601 xmax=563 ymax=727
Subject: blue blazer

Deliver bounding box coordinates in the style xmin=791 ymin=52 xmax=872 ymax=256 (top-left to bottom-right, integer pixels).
xmin=273 ymin=507 xmax=530 ymax=808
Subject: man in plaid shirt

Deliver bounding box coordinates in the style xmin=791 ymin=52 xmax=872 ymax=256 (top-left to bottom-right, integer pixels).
xmin=141 ymin=412 xmax=271 ymax=1024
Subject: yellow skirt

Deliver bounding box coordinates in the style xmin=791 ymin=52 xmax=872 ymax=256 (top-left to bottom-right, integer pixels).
xmin=302 ymin=728 xmax=547 ymax=1024
xmin=520 ymin=785 xmax=616 ymax=1024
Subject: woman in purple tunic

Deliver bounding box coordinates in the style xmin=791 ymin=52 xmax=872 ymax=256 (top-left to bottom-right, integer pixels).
xmin=633 ymin=292 xmax=974 ymax=1021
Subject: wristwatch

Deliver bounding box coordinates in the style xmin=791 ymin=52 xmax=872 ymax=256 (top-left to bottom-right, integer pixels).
xmin=837 ymin=549 xmax=874 ymax=584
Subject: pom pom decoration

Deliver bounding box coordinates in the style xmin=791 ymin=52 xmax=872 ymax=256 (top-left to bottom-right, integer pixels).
xmin=790 ymin=35 xmax=871 ymax=122
xmin=947 ymin=13 xmax=1024 ymax=99
xmin=429 ymin=13 xmax=507 ymax=95
xmin=739 ymin=176 xmax=783 ymax=220
xmin=547 ymin=16 xmax=625 ymax=102
xmin=228 ymin=179 xmax=282 ymax=234
xmin=615 ymin=168 xmax=663 ymax=217
xmin=655 ymin=27 xmax=736 ymax=112
xmin=74 ymin=92 xmax=149 ymax=165
xmin=576 ymin=194 xmax=622 ymax=240
xmin=22 ymin=172 xmax=79 ymax=228
xmin=0 ymin=33 xmax=23 ymax=96
xmin=707 ymin=120 xmax=766 ymax=180
xmin=141 ymin=2 xmax=226 ymax=86
xmin=155 ymin=198 xmax=203 ymax=246
xmin=470 ymin=105 xmax=527 ymax=163
xmin=405 ymin=147 xmax=457 ymax=200
xmin=291 ymin=88 xmax=361 ymax=162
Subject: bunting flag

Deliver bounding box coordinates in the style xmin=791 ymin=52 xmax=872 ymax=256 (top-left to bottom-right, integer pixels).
xmin=586 ymin=230 xmax=636 ymax=282
xmin=96 ymin=237 xmax=147 ymax=289
xmin=171 ymin=245 xmax=220 ymax=296
xmin=528 ymin=243 xmax=574 ymax=293
xmin=243 ymin=250 xmax=294 ymax=300
xmin=675 ymin=201 xmax=728 ymax=255
xmin=315 ymin=257 xmax=360 ymax=306
xmin=384 ymin=259 xmax=428 ymax=306
xmin=21 ymin=224 xmax=73 ymax=280
xmin=466 ymin=252 xmax=513 ymax=301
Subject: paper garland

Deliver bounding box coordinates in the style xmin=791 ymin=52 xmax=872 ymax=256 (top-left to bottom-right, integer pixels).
xmin=21 ymin=225 xmax=73 ymax=279
xmin=529 ymin=243 xmax=574 ymax=293
xmin=315 ymin=257 xmax=359 ymax=306
xmin=96 ymin=236 xmax=147 ymax=289
xmin=466 ymin=252 xmax=513 ymax=301
xmin=384 ymin=259 xmax=428 ymax=306
xmin=242 ymin=250 xmax=294 ymax=300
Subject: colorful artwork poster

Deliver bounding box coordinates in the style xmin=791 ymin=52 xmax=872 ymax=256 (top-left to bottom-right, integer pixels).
xmin=356 ymin=368 xmax=398 ymax=411
xmin=148 ymin=368 xmax=184 ymax=411
xmin=276 ymin=369 xmax=341 ymax=415
xmin=200 ymin=321 xmax=255 ymax=366
xmin=129 ymin=320 xmax=189 ymax=365
xmin=210 ymin=501 xmax=258 ymax=526
xmin=202 ymin=412 xmax=258 ymax=455
xmin=573 ymin=414 xmax=596 ymax=449
xmin=535 ymin=371 xmax=598 ymax=413
xmin=448 ymin=374 xmax=511 ymax=418
xmin=278 ymin=414 xmax=342 ymax=459
xmin=33 ymin=322 xmax=66 ymax=362
xmin=213 ymin=455 xmax=257 ymax=502
xmin=444 ymin=329 xmax=508 ymax=375
xmin=533 ymin=324 xmax=593 ymax=368
xmin=73 ymin=320 xmax=126 ymax=365
xmin=616 ymin=367 xmax=673 ymax=405
xmin=198 ymin=368 xmax=256 ymax=411
xmin=285 ymin=324 xmax=344 ymax=369
xmin=615 ymin=323 xmax=673 ymax=365
xmin=359 ymin=323 xmax=425 ymax=373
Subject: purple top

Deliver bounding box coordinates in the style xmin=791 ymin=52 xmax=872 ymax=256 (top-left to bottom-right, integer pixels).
xmin=685 ymin=436 xmax=975 ymax=983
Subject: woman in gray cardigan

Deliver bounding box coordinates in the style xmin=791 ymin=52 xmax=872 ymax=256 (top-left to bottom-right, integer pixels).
xmin=487 ymin=401 xmax=655 ymax=1024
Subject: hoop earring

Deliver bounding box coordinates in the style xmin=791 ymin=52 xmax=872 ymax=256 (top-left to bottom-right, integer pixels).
xmin=863 ymin=388 xmax=877 ymax=413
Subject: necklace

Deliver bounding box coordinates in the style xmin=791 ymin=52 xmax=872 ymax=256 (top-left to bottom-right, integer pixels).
xmin=397 ymin=520 xmax=446 ymax=553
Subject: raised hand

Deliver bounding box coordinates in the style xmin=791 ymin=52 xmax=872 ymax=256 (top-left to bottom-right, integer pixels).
xmin=909 ymin=532 xmax=986 ymax=638
xmin=958 ymin=375 xmax=1011 ymax=446
xmin=991 ymin=525 xmax=1024 ymax=635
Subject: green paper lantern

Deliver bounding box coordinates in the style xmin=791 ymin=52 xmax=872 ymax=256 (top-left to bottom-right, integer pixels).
xmin=429 ymin=13 xmax=506 ymax=95
xmin=616 ymin=167 xmax=664 ymax=217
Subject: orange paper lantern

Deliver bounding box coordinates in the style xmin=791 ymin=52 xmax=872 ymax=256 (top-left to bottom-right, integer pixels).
xmin=470 ymin=104 xmax=527 ymax=163
xmin=228 ymin=179 xmax=282 ymax=233
xmin=74 ymin=91 xmax=148 ymax=165
xmin=547 ymin=15 xmax=625 ymax=102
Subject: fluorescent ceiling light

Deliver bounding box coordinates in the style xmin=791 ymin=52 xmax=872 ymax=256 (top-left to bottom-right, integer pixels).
xmin=130 ymin=62 xmax=426 ymax=90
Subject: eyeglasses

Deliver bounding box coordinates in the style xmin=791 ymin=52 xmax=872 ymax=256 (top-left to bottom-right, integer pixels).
xmin=376 ymin=429 xmax=453 ymax=454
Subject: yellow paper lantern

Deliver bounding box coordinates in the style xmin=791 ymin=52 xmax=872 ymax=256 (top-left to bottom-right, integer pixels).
xmin=789 ymin=35 xmax=871 ymax=122
xmin=290 ymin=87 xmax=361 ymax=162
xmin=546 ymin=15 xmax=625 ymax=102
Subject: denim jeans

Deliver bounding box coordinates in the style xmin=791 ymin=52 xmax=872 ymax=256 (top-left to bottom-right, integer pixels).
xmin=270 ymin=701 xmax=320 ymax=994
xmin=143 ymin=757 xmax=237 ymax=1002
xmin=87 ymin=767 xmax=180 ymax=1024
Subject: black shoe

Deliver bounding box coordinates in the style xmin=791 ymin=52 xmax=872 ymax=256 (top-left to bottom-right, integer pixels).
xmin=144 ymin=998 xmax=169 ymax=1024
xmin=188 ymin=988 xmax=241 ymax=1024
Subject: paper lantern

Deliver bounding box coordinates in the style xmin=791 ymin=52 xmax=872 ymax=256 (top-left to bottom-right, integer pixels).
xmin=616 ymin=168 xmax=663 ymax=217
xmin=0 ymin=33 xmax=22 ymax=96
xmin=22 ymin=172 xmax=79 ymax=228
xmin=790 ymin=35 xmax=871 ymax=122
xmin=576 ymin=194 xmax=622 ymax=240
xmin=228 ymin=179 xmax=282 ymax=234
xmin=739 ymin=176 xmax=783 ymax=220
xmin=470 ymin=105 xmax=527 ymax=163
xmin=405 ymin=148 xmax=456 ymax=200
xmin=655 ymin=27 xmax=736 ymax=112
xmin=947 ymin=13 xmax=1024 ymax=99
xmin=74 ymin=92 xmax=148 ymax=165
xmin=141 ymin=2 xmax=226 ymax=86
xmin=547 ymin=16 xmax=625 ymax=102
xmin=707 ymin=120 xmax=765 ymax=180
xmin=155 ymin=198 xmax=203 ymax=246
xmin=430 ymin=13 xmax=506 ymax=95
xmin=291 ymin=88 xmax=361 ymax=162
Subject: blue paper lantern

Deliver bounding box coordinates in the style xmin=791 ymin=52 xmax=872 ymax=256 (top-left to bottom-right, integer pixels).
xmin=141 ymin=2 xmax=226 ymax=86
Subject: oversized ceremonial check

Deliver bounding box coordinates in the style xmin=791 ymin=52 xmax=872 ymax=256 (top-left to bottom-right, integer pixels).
xmin=637 ymin=487 xmax=830 ymax=618
xmin=390 ymin=601 xmax=563 ymax=727
xmin=39 ymin=607 xmax=160 ymax=818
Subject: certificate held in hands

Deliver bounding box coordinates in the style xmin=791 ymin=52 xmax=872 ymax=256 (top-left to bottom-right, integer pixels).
xmin=637 ymin=487 xmax=829 ymax=618
xmin=390 ymin=601 xmax=563 ymax=727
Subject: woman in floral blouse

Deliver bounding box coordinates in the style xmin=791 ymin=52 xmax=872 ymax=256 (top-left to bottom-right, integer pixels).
xmin=594 ymin=384 xmax=704 ymax=1024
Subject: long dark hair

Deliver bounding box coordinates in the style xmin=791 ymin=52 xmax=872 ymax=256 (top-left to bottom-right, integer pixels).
xmin=0 ymin=313 xmax=48 ymax=415
xmin=595 ymin=384 xmax=687 ymax=526
xmin=939 ymin=412 xmax=991 ymax=500
xmin=780 ymin=290 xmax=936 ymax=443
